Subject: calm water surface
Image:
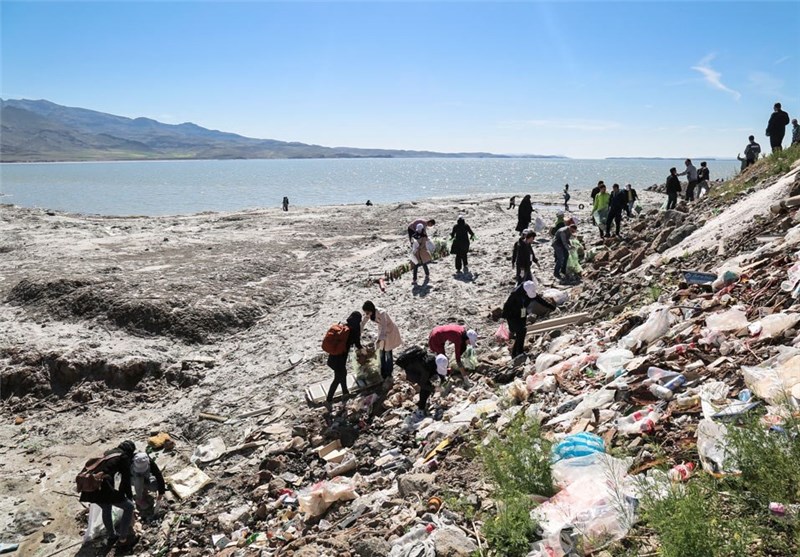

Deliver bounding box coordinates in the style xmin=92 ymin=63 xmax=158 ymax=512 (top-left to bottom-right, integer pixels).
xmin=0 ymin=158 xmax=737 ymax=216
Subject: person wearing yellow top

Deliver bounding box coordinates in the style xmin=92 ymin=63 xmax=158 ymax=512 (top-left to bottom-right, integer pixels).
xmin=592 ymin=183 xmax=611 ymax=238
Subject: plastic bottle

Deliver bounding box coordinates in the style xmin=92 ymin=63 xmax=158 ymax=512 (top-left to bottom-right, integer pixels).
xmin=617 ymin=405 xmax=655 ymax=425
xmin=395 ymin=524 xmax=435 ymax=545
xmin=649 ymin=383 xmax=676 ymax=400
xmin=663 ymin=343 xmax=695 ymax=358
xmin=673 ymin=394 xmax=700 ymax=410
xmin=663 ymin=374 xmax=687 ymax=392
xmin=617 ymin=407 xmax=660 ymax=434
xmin=667 ymin=462 xmax=695 ymax=482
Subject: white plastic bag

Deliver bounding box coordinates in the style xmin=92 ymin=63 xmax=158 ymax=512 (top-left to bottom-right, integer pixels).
xmin=742 ymin=353 xmax=800 ymax=405
xmin=596 ymin=348 xmax=634 ymax=378
xmin=84 ymin=504 xmax=122 ymax=541
xmin=749 ymin=312 xmax=800 ymax=338
xmin=620 ymin=306 xmax=672 ymax=350
xmin=541 ymin=288 xmax=570 ymax=306
xmin=696 ymin=419 xmax=733 ymax=475
xmin=535 ymin=352 xmax=564 ymax=373
xmin=705 ymin=308 xmax=749 ymax=332
xmin=298 ymin=476 xmax=360 ymax=517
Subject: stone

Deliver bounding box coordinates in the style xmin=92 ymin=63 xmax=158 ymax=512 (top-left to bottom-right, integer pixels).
xmin=627 ymin=246 xmax=648 ymax=271
xmin=663 ymin=223 xmax=698 ymax=250
xmin=353 ymin=537 xmax=392 ymax=557
xmin=432 ymin=527 xmax=479 ymax=557
xmin=650 ymin=227 xmax=674 ymax=252
xmin=397 ymin=473 xmax=436 ymax=498
xmin=662 ymin=210 xmax=686 ymax=228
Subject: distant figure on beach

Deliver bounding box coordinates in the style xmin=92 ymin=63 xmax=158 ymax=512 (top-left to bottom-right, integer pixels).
xmin=410 ymin=225 xmax=432 ymax=284
xmin=677 ymin=159 xmax=698 ymax=202
xmin=743 ymin=135 xmax=762 ymax=168
xmin=282 ymin=196 xmax=289 ymax=211
xmin=366 ymin=199 xmax=373 ymax=206
xmin=592 ymin=183 xmax=610 ymax=238
xmin=508 ymin=195 xmax=516 ymax=210
xmin=450 ymin=215 xmax=475 ymax=275
xmin=552 ymin=223 xmax=577 ymax=281
xmin=512 ymin=229 xmax=539 ymax=284
xmin=792 ymin=119 xmax=800 ymax=146
xmin=697 ymin=162 xmax=710 ymax=198
xmin=590 ymin=180 xmax=604 ymax=200
xmin=515 ymin=194 xmax=533 ymax=233
xmin=606 ymin=184 xmax=627 ymax=237
xmin=323 ymin=311 xmax=362 ymax=410
xmin=563 ymin=184 xmax=570 ymax=212
xmin=624 ymin=184 xmax=638 ymax=216
xmin=766 ymin=102 xmax=790 ymax=153
xmin=407 ymin=218 xmax=435 ymax=244
xmin=665 ymin=167 xmax=681 ymax=210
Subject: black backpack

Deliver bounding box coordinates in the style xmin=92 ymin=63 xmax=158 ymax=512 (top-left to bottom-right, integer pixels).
xmin=396 ymin=345 xmax=434 ymax=384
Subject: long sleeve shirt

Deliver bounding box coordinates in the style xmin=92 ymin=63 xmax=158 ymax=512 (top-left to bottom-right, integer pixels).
xmin=428 ymin=324 xmax=468 ymax=365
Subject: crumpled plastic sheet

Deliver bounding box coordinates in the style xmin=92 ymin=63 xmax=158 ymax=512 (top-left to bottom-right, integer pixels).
xmin=298 ymin=475 xmax=361 ymax=517
xmin=619 ymin=305 xmax=673 ymax=350
xmin=536 ymin=352 xmax=564 ymax=373
xmin=705 ymin=307 xmax=749 ymax=332
xmin=546 ymin=388 xmax=616 ymax=428
xmin=389 ymin=540 xmax=435 ymax=557
xmin=742 ymin=347 xmax=800 ymax=405
xmin=696 ymin=419 xmax=734 ymax=475
xmin=595 ymin=348 xmax=634 ymax=378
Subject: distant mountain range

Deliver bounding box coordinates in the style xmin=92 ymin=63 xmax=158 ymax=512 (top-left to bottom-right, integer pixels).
xmin=0 ymin=99 xmax=565 ymax=163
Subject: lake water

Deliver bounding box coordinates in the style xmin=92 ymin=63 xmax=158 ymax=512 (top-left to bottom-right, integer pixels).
xmin=0 ymin=158 xmax=737 ymax=216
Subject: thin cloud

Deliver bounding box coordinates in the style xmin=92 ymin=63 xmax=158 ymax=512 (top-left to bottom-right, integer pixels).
xmin=748 ymin=71 xmax=788 ymax=99
xmin=774 ymin=55 xmax=791 ymax=66
xmin=691 ymin=54 xmax=741 ymax=101
xmin=501 ymin=119 xmax=621 ymax=132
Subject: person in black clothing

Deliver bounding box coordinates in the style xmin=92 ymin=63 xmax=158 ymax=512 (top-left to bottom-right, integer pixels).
xmin=743 ymin=135 xmax=761 ymax=167
xmin=395 ymin=346 xmax=448 ymax=415
xmin=766 ymin=102 xmax=791 ymax=153
xmin=515 ymin=195 xmax=533 ymax=233
xmin=552 ymin=223 xmax=576 ymax=280
xmin=450 ymin=216 xmax=476 ymax=274
xmin=512 ymin=230 xmax=538 ymax=284
xmin=665 ymin=168 xmax=681 ymax=210
xmin=79 ymin=440 xmax=137 ymax=546
xmin=697 ymin=162 xmax=710 ymax=198
xmin=624 ymin=184 xmax=638 ymax=217
xmin=508 ymin=195 xmax=516 ymax=210
xmin=502 ymin=281 xmax=556 ymax=358
xmin=282 ymin=197 xmax=289 ymax=211
xmin=605 ymin=184 xmax=627 ymax=237
xmin=590 ymin=180 xmax=605 ymax=201
xmin=325 ymin=311 xmax=362 ymax=407
xmin=563 ymin=184 xmax=570 ymax=212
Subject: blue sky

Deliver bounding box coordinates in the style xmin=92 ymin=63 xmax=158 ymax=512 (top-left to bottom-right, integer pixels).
xmin=2 ymin=1 xmax=798 ymax=158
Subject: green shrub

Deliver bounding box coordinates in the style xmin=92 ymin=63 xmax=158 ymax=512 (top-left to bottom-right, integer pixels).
xmin=482 ymin=495 xmax=538 ymax=557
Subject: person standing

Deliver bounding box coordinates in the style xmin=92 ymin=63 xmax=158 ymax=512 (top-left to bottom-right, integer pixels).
xmin=450 ymin=215 xmax=476 ymax=274
xmin=361 ymin=301 xmax=402 ymax=380
xmin=324 ymin=311 xmax=362 ymax=408
xmin=552 ymin=223 xmax=576 ymax=281
xmin=508 ymin=195 xmax=516 ymax=210
xmin=590 ymin=180 xmax=604 ymax=201
xmin=665 ymin=167 xmax=681 ymax=210
xmin=563 ymin=184 xmax=571 ymax=212
xmin=697 ymin=162 xmax=711 ymax=198
xmin=411 ymin=226 xmax=432 ymax=284
xmin=512 ymin=229 xmax=539 ymax=284
xmin=428 ymin=324 xmax=477 ymax=370
xmin=606 ymin=184 xmax=627 ymax=237
xmin=592 ymin=183 xmax=610 ymax=238
xmin=792 ymin=118 xmax=800 ymax=146
xmin=501 ymin=280 xmax=556 ymax=358
xmin=624 ymin=184 xmax=638 ymax=216
xmin=282 ymin=197 xmax=289 ymax=211
xmin=407 ymin=218 xmax=436 ymax=244
xmin=766 ymin=102 xmax=790 ymax=153
xmin=677 ymin=159 xmax=698 ymax=201
xmin=78 ymin=440 xmax=137 ymax=547
xmin=744 ymin=135 xmax=762 ymax=167
xmin=515 ymin=195 xmax=533 ymax=233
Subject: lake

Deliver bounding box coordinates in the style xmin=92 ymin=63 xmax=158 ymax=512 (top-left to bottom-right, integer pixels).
xmin=0 ymin=158 xmax=737 ymax=216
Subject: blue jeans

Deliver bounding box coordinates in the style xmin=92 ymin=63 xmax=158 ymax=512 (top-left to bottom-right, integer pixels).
xmin=380 ymin=350 xmax=394 ymax=379
xmin=554 ymin=245 xmax=568 ymax=277
xmin=101 ymin=498 xmax=134 ymax=539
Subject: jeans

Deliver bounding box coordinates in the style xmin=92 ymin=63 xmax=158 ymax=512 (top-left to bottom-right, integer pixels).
xmin=666 ymin=193 xmax=678 ymax=210
xmin=100 ymin=498 xmax=134 ymax=539
xmin=454 ymin=251 xmax=468 ymax=271
xmin=507 ymin=316 xmax=527 ymax=357
xmin=413 ymin=263 xmax=429 ymax=281
xmin=605 ymin=211 xmax=622 ymax=236
xmin=380 ymin=350 xmax=393 ymax=379
xmin=553 ymin=245 xmax=568 ymax=277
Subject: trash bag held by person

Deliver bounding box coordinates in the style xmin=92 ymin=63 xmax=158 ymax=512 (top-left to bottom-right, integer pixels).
xmin=130 ymin=452 xmax=166 ymax=514
xmin=361 ymin=301 xmax=402 ymax=380
xmin=77 ymin=440 xmax=138 ymax=547
xmin=324 ymin=311 xmax=362 ymax=407
xmin=515 ymin=195 xmax=533 ymax=233
xmin=450 ymin=215 xmax=475 ymax=274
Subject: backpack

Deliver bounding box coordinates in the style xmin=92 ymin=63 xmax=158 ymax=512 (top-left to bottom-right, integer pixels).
xmin=396 ymin=345 xmax=433 ymax=384
xmin=322 ymin=324 xmax=350 ymax=356
xmin=75 ymin=453 xmax=117 ymax=493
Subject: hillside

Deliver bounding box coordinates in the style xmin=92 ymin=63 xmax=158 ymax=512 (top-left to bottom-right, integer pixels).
xmin=0 ymin=99 xmax=559 ymax=163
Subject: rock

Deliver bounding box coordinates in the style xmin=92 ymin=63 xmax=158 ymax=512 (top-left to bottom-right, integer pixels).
xmin=662 ymin=210 xmax=686 ymax=228
xmin=627 ymin=246 xmax=648 ymax=271
xmin=432 ymin=527 xmax=479 ymax=557
xmin=663 ymin=223 xmax=698 ymax=250
xmin=353 ymin=537 xmax=392 ymax=557
xmin=292 ymin=425 xmax=308 ymax=439
xmin=650 ymin=227 xmax=674 ymax=252
xmin=397 ymin=473 xmax=436 ymax=498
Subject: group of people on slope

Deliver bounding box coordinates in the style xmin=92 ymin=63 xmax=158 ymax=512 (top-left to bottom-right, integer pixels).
xmin=589 ymin=181 xmax=640 ymax=238
xmin=406 ymin=215 xmax=477 ymax=282
xmin=663 ymin=159 xmax=711 ymax=209
xmin=737 ymin=103 xmax=797 ymax=170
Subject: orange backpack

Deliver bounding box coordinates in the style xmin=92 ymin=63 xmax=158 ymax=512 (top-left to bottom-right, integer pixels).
xmin=322 ymin=324 xmax=350 ymax=356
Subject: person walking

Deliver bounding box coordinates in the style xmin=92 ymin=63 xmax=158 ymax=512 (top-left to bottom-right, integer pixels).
xmin=501 ymin=280 xmax=556 ymax=358
xmin=590 ymin=180 xmax=604 ymax=201
xmin=677 ymin=159 xmax=698 ymax=201
xmin=592 ymin=183 xmax=610 ymax=238
xmin=665 ymin=168 xmax=681 ymax=210
xmin=697 ymin=162 xmax=711 ymax=198
xmin=282 ymin=197 xmax=289 ymax=211
xmin=411 ymin=226 xmax=432 ymax=284
xmin=792 ymin=119 xmax=800 ymax=146
xmin=743 ymin=135 xmax=762 ymax=167
xmin=606 ymin=184 xmax=627 ymax=237
xmin=624 ymin=184 xmax=638 ymax=216
xmin=324 ymin=311 xmax=362 ymax=408
xmin=407 ymin=218 xmax=435 ymax=244
xmin=552 ymin=223 xmax=576 ymax=281
xmin=563 ymin=184 xmax=571 ymax=212
xmin=512 ymin=229 xmax=539 ymax=284
xmin=450 ymin=215 xmax=475 ymax=274
xmin=361 ymin=301 xmax=402 ymax=381
xmin=515 ymin=195 xmax=533 ymax=233
xmin=766 ymin=102 xmax=790 ymax=153
xmin=78 ymin=440 xmax=137 ymax=548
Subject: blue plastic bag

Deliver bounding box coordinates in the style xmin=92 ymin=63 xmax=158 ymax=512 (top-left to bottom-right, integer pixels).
xmin=551 ymin=432 xmax=605 ymax=462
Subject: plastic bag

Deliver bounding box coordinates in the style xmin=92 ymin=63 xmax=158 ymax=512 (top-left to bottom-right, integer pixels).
xmin=494 ymin=322 xmax=509 ymax=342
xmin=551 ymin=452 xmax=632 ymax=489
xmin=595 ymin=348 xmax=634 ymax=378
xmin=533 ymin=215 xmax=546 ymax=233
xmin=567 ymin=248 xmax=583 ymax=276
xmin=620 ymin=306 xmax=672 ymax=350
xmin=84 ymin=504 xmax=122 ymax=541
xmin=541 ymin=288 xmax=570 ymax=306
xmin=749 ymin=312 xmax=800 ymax=338
xmin=742 ymin=354 xmax=800 ymax=405
xmin=350 ymin=347 xmax=381 ymax=386
xmin=462 ymin=345 xmax=478 ymax=371
xmin=593 ymin=208 xmax=609 ymax=226
xmin=298 ymin=476 xmax=360 ymax=517
xmin=696 ymin=419 xmax=732 ymax=475
xmin=706 ymin=308 xmax=749 ymax=332
xmin=552 ymin=432 xmax=605 ymax=462
xmin=535 ymin=352 xmax=564 ymax=373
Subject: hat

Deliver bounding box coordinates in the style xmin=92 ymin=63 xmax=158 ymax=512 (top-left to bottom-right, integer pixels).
xmin=458 ymin=214 xmax=466 ymax=220
xmin=435 ymin=354 xmax=449 ymax=376
xmin=521 ymin=228 xmax=531 ymax=236
xmin=132 ymin=452 xmax=150 ymax=474
xmin=556 ymin=210 xmax=564 ymax=216
xmin=523 ymin=280 xmax=537 ymax=298
xmin=466 ymin=329 xmax=478 ymax=347
xmin=416 ymin=223 xmax=424 ymax=232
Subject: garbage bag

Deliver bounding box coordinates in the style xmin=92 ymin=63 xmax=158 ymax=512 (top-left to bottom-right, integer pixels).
xmin=533 ymin=215 xmax=546 ymax=233
xmin=462 ymin=345 xmax=478 ymax=371
xmin=535 ymin=352 xmax=564 ymax=373
xmin=706 ymin=308 xmax=749 ymax=332
xmin=298 ymin=476 xmax=360 ymax=517
xmin=749 ymin=312 xmax=800 ymax=338
xmin=551 ymin=452 xmax=633 ymax=490
xmin=350 ymin=347 xmax=381 ymax=385
xmin=567 ymin=248 xmax=583 ymax=276
xmin=696 ymin=419 xmax=734 ymax=475
xmin=495 ymin=322 xmax=509 ymax=342
xmin=388 ymin=539 xmax=435 ymax=557
xmin=541 ymin=288 xmax=570 ymax=306
xmin=595 ymin=348 xmax=634 ymax=378
xmin=593 ymin=208 xmax=609 ymax=226
xmin=552 ymin=432 xmax=605 ymax=462
xmin=84 ymin=504 xmax=121 ymax=541
xmin=620 ymin=305 xmax=672 ymax=350
xmin=742 ymin=353 xmax=800 ymax=405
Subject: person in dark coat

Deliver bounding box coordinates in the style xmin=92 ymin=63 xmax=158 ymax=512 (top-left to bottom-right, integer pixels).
xmin=552 ymin=223 xmax=576 ymax=280
xmin=450 ymin=216 xmax=475 ymax=274
xmin=325 ymin=311 xmax=362 ymax=407
xmin=511 ymin=230 xmax=538 ymax=284
xmin=395 ymin=346 xmax=448 ymax=417
xmin=665 ymin=168 xmax=681 ymax=210
xmin=131 ymin=451 xmax=166 ymax=513
xmin=515 ymin=195 xmax=533 ymax=233
xmin=79 ymin=440 xmax=137 ymax=546
xmin=766 ymin=102 xmax=790 ymax=153
xmin=502 ymin=281 xmax=556 ymax=358
xmin=605 ymin=184 xmax=628 ymax=237
xmin=624 ymin=184 xmax=638 ymax=216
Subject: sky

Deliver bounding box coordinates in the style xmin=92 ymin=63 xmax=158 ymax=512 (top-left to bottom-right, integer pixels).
xmin=1 ymin=1 xmax=799 ymax=159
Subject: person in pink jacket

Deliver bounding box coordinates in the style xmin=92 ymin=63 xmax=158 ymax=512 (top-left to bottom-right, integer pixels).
xmin=361 ymin=301 xmax=403 ymax=379
xmin=428 ymin=324 xmax=477 ymax=369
